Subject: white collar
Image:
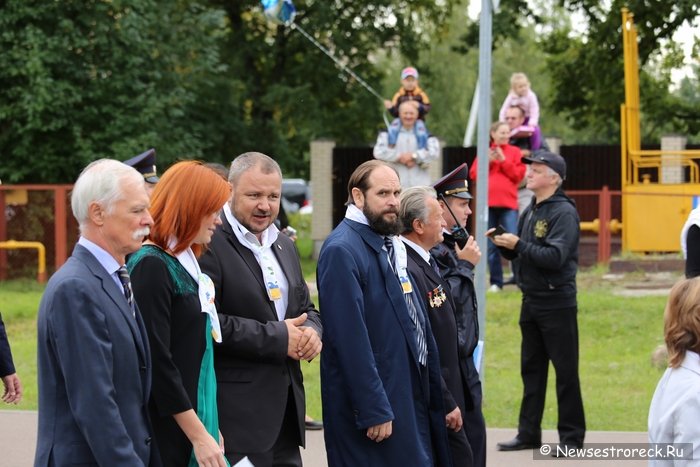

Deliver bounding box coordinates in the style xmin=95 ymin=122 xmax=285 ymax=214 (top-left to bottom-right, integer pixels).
xmin=224 ymin=203 xmax=280 ymax=248
xmin=400 ymin=236 xmax=431 ymax=264
xmin=78 ymin=236 xmax=122 ymax=275
xmin=167 ymin=238 xmax=200 ymax=282
xmin=345 ymin=204 xmax=369 ymax=225
xmin=680 ymin=351 xmax=700 ymax=376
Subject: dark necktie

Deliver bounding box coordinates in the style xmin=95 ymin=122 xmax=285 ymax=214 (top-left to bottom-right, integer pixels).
xmin=429 ymin=256 xmax=441 ymax=277
xmin=384 ymin=237 xmax=427 ymax=366
xmin=117 ymin=266 xmax=135 ymax=318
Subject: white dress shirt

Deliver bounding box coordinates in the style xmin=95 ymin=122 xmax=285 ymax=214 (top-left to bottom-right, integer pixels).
xmin=224 ymin=203 xmax=289 ymax=321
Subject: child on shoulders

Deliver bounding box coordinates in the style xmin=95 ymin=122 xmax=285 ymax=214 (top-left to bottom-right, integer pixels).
xmin=499 ymin=72 xmax=539 ymax=127
xmin=384 ymin=66 xmax=431 ymax=119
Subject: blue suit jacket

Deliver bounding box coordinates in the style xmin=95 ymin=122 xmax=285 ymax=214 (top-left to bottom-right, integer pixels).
xmin=35 ymin=244 xmax=155 ymax=466
xmin=317 ymin=219 xmax=450 ymax=467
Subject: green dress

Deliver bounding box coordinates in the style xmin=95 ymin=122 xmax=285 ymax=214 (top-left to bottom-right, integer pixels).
xmin=128 ymin=245 xmax=228 ymax=467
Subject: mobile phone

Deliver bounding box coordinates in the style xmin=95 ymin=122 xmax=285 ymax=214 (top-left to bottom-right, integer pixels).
xmin=487 ymin=225 xmax=506 ymax=238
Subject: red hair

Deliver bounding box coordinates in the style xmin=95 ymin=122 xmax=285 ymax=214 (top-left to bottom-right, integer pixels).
xmin=148 ymin=161 xmax=231 ymax=257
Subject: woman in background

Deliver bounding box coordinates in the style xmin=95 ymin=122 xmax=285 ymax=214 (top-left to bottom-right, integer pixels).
xmin=648 ymin=277 xmax=700 ymax=465
xmin=128 ymin=161 xmax=230 ymax=466
xmin=469 ymin=121 xmax=525 ymax=292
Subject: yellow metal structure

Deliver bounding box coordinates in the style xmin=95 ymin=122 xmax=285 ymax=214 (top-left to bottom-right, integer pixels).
xmin=580 ymin=219 xmax=623 ymax=235
xmin=0 ymin=240 xmax=47 ymax=283
xmin=620 ymin=9 xmax=700 ymax=252
xmin=5 ymin=189 xmax=28 ymax=205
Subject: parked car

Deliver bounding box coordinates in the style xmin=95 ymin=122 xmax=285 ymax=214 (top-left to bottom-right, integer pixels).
xmin=282 ymin=178 xmax=311 ymax=213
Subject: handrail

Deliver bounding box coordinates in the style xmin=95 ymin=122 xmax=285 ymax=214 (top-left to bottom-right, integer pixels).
xmin=626 ymin=149 xmax=700 ymax=184
xmin=0 ymin=240 xmax=47 ymax=283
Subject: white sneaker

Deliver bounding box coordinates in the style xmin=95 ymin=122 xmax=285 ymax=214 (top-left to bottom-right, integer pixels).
xmin=488 ymin=284 xmax=502 ymax=293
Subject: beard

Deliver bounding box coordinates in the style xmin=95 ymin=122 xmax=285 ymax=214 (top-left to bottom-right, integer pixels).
xmin=363 ymin=204 xmax=402 ymax=236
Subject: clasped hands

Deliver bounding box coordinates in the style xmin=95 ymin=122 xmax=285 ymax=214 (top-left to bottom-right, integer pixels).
xmin=397 ymin=152 xmax=417 ymax=168
xmin=285 ymin=313 xmax=322 ymax=361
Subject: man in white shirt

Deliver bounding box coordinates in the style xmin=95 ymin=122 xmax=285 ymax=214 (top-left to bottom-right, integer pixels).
xmin=198 ymin=152 xmax=322 ymax=467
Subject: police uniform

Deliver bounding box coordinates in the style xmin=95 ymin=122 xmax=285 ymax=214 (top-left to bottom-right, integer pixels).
xmin=430 ymin=164 xmax=487 ymax=467
xmin=124 ymin=148 xmax=159 ymax=185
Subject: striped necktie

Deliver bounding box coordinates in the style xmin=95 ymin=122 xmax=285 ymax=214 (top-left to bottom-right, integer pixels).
xmin=117 ymin=266 xmax=135 ymax=318
xmin=384 ymin=237 xmax=427 ymax=366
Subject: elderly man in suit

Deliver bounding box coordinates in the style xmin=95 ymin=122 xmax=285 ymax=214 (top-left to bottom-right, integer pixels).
xmin=399 ymin=185 xmax=476 ymax=467
xmin=317 ymin=160 xmax=450 ymax=467
xmin=35 ymin=159 xmax=155 ymax=466
xmin=0 ymin=312 xmax=22 ymax=404
xmin=198 ymin=152 xmax=322 ymax=467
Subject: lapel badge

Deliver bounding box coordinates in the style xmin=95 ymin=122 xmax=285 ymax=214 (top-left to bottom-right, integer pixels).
xmin=534 ymin=219 xmax=548 ymax=238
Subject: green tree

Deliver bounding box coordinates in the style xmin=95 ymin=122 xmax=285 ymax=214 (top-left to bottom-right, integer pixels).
xmin=204 ymin=0 xmax=458 ymax=176
xmin=455 ymin=0 xmax=700 ymax=144
xmin=0 ymin=0 xmax=229 ymax=183
xmin=537 ymin=0 xmax=700 ymax=143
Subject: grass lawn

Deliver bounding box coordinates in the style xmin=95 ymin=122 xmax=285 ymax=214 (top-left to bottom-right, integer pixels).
xmin=0 ymin=267 xmax=671 ymax=432
xmin=480 ymin=280 xmax=667 ymax=432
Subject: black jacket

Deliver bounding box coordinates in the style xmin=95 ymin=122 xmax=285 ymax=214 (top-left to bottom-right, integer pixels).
xmin=501 ymin=188 xmax=580 ymax=308
xmin=431 ymin=234 xmax=479 ymax=360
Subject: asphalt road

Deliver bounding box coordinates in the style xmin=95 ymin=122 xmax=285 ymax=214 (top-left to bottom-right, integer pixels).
xmin=1 ymin=410 xmax=650 ymax=466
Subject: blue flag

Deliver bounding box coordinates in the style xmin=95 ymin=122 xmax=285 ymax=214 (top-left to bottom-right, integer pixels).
xmin=262 ymin=0 xmax=296 ymax=25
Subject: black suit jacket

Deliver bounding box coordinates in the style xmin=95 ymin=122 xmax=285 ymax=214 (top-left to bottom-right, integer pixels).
xmin=404 ymin=244 xmax=466 ymax=416
xmin=198 ymin=214 xmax=322 ymax=456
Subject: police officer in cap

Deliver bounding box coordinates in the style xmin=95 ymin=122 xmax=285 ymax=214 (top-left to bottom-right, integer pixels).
xmin=124 ymin=148 xmax=159 ymax=197
xmin=430 ymin=163 xmax=486 ymax=467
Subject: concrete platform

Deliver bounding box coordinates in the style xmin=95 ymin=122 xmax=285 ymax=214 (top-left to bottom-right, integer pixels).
xmin=1 ymin=410 xmax=649 ymax=466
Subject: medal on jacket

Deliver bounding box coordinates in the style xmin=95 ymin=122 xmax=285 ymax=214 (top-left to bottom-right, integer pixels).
xmin=428 ymin=285 xmax=447 ymax=308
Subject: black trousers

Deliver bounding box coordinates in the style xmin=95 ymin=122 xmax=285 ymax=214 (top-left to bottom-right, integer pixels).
xmin=227 ymin=387 xmax=302 ymax=467
xmin=462 ymin=359 xmax=486 ymax=467
xmin=517 ymin=302 xmax=585 ymax=446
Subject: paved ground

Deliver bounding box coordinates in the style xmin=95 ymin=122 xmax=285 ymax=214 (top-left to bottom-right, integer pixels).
xmin=1 ymin=410 xmax=649 ymax=466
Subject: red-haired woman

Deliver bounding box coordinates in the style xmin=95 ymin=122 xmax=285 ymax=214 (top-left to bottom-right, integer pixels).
xmin=128 ymin=161 xmax=231 ymax=467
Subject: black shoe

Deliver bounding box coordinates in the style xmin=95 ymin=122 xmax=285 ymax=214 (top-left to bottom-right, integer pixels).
xmin=305 ymin=419 xmax=324 ymax=431
xmin=497 ymin=436 xmax=541 ymax=451
xmin=503 ymin=276 xmax=516 ymax=286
